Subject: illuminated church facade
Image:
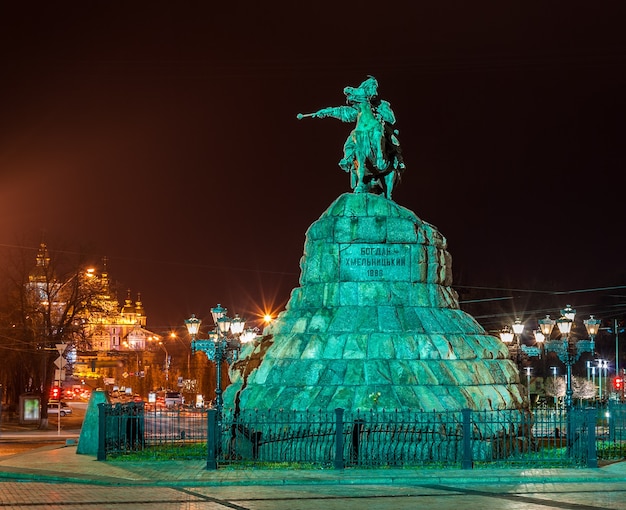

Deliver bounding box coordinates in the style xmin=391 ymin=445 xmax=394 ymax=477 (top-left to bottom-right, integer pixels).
xmin=28 ymin=242 xmax=160 ymax=353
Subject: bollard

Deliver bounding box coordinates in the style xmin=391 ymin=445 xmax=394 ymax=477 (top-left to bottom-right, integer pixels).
xmin=461 ymin=408 xmax=473 ymax=469
xmin=206 ymin=409 xmax=218 ymax=470
xmin=97 ymin=403 xmax=106 ymax=461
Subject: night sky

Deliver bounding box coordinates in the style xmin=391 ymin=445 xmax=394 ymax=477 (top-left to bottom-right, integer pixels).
xmin=1 ymin=2 xmax=625 ymax=335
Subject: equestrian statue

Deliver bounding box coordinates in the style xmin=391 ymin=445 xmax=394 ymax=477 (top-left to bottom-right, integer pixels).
xmin=298 ymin=76 xmax=405 ymax=200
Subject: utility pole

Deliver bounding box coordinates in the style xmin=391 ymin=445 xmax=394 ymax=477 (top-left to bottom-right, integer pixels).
xmin=616 ymin=319 xmax=620 ymax=376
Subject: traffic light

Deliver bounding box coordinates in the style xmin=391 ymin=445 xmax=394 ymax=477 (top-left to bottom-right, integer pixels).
xmin=613 ymin=376 xmax=624 ymax=392
xmin=50 ymin=386 xmax=60 ymax=400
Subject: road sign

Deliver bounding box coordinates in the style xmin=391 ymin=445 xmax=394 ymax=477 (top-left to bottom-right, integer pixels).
xmin=56 ymin=343 xmax=67 ymax=354
xmin=54 ymin=356 xmax=66 ymax=369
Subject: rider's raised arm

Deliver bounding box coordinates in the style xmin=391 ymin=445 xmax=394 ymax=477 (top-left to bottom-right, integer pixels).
xmin=314 ymin=106 xmax=357 ymax=123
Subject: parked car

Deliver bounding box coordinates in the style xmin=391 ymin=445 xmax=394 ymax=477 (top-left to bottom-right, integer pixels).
xmin=47 ymin=402 xmax=72 ymax=417
xmin=164 ymin=391 xmax=183 ymax=408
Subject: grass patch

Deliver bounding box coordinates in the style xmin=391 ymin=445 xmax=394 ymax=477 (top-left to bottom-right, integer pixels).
xmin=109 ymin=442 xmax=207 ymax=461
xmin=107 ymin=442 xmax=612 ymax=469
xmin=597 ymin=442 xmax=626 ymax=460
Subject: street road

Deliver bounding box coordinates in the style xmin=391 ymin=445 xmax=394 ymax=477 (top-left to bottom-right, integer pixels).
xmin=0 ymin=441 xmax=63 ymax=457
xmin=0 ymin=401 xmax=84 ymax=457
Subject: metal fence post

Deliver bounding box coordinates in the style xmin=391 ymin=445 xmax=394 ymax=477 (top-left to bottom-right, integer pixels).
xmin=609 ymin=401 xmax=616 ymax=441
xmin=461 ymin=408 xmax=473 ymax=469
xmin=97 ymin=403 xmax=106 ymax=461
xmin=206 ymin=409 xmax=218 ymax=470
xmin=586 ymin=407 xmax=598 ymax=468
xmin=334 ymin=408 xmax=344 ymax=470
xmin=351 ymin=418 xmax=365 ymax=465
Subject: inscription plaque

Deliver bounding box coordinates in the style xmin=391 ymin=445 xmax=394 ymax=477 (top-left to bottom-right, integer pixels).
xmin=339 ymin=244 xmax=410 ymax=281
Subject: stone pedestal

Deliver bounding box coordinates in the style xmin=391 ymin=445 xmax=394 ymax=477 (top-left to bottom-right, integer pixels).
xmin=224 ymin=193 xmax=524 ymax=413
xmin=76 ymin=389 xmax=109 ymax=456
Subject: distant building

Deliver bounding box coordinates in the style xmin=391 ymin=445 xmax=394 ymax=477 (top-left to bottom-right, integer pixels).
xmin=27 ymin=243 xmax=64 ymax=320
xmin=27 ymin=243 xmax=162 ymax=386
xmin=89 ymin=290 xmax=156 ymax=352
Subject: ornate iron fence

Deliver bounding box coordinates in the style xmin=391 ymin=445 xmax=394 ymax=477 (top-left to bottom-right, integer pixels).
xmin=596 ymin=401 xmax=626 ymax=460
xmin=97 ymin=402 xmax=208 ymax=460
xmin=97 ymin=402 xmax=626 ymax=469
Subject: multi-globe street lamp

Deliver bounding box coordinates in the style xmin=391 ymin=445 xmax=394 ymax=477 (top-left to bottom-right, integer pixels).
xmin=185 ymin=304 xmax=257 ymax=417
xmin=498 ymin=306 xmax=600 ymax=451
xmin=500 ymin=307 xmax=601 ymax=409
xmin=537 ymin=305 xmax=601 ymax=411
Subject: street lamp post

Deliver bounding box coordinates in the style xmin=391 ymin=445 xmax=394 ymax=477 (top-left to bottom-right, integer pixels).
xmin=160 ymin=342 xmax=169 ymax=384
xmin=499 ymin=318 xmax=543 ymax=404
xmin=499 ymin=318 xmax=525 ymax=366
xmin=550 ymin=366 xmax=559 ymax=405
xmin=524 ymin=366 xmax=532 ymax=400
xmin=557 ymin=313 xmax=575 ymax=411
xmin=512 ymin=318 xmax=525 ymax=342
xmin=591 ymin=364 xmax=597 ymax=395
xmin=170 ymin=332 xmax=191 ymax=380
xmin=533 ymin=306 xmax=597 ymax=451
xmin=499 ymin=323 xmax=523 ymax=369
xmin=185 ymin=304 xmax=257 ymax=417
xmin=612 ymin=319 xmax=621 ymax=376
xmin=597 ymin=359 xmax=608 ymax=401
xmin=532 ymin=328 xmax=547 ymax=379
xmin=500 ymin=308 xmax=601 ymax=412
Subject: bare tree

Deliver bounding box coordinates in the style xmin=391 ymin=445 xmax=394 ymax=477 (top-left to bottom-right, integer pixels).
xmin=0 ymin=242 xmax=112 ymax=427
xmin=542 ymin=374 xmax=596 ymax=407
xmin=543 ymin=375 xmax=566 ymax=399
xmin=573 ymin=376 xmax=596 ymax=401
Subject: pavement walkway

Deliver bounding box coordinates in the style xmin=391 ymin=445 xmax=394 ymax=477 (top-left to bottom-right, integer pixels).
xmin=1 ymin=432 xmax=626 ymax=488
